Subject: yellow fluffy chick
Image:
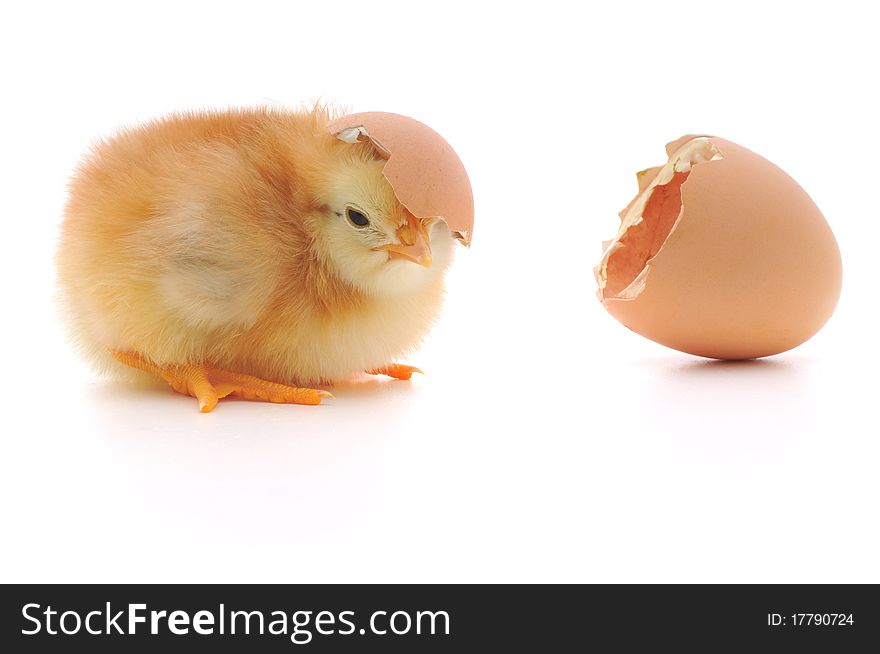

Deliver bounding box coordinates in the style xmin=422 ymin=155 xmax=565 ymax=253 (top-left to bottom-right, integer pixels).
xmin=57 ymin=105 xmax=456 ymax=412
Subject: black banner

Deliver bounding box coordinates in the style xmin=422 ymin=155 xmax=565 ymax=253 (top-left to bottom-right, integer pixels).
xmin=1 ymin=584 xmax=877 ymax=652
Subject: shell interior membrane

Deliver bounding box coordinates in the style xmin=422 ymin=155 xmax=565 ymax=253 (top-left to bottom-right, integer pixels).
xmin=334 ymin=126 xmax=391 ymax=157
xmin=597 ymin=137 xmax=723 ymax=301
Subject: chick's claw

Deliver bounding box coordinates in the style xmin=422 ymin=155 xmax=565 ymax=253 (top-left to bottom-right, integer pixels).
xmin=169 ymin=364 xmax=224 ymax=413
xmin=366 ymin=364 xmax=424 ymax=381
xmin=109 ymin=350 xmax=332 ymax=412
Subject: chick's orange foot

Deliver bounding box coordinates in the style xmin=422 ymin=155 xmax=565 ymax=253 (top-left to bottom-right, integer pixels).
xmin=109 ymin=350 xmax=332 ymax=413
xmin=366 ymin=364 xmax=424 ymax=381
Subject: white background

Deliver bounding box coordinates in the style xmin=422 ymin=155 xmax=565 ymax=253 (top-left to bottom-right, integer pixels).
xmin=1 ymin=1 xmax=877 ymax=583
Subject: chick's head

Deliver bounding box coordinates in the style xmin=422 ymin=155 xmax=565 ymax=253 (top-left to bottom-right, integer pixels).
xmin=304 ymin=141 xmax=454 ymax=297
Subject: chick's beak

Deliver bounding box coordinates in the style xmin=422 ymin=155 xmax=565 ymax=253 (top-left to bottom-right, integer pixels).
xmin=383 ymin=210 xmax=432 ymax=267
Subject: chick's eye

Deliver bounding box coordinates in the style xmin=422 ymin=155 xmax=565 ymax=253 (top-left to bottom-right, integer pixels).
xmin=346 ymin=207 xmax=370 ymax=228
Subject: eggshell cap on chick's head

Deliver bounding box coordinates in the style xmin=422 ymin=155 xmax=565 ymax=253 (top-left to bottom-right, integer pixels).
xmin=327 ymin=112 xmax=474 ymax=245
xmin=596 ymin=135 xmax=842 ymax=360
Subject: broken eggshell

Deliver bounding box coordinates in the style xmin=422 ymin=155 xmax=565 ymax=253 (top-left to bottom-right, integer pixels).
xmin=596 ymin=135 xmax=842 ymax=360
xmin=327 ymin=112 xmax=474 ymax=245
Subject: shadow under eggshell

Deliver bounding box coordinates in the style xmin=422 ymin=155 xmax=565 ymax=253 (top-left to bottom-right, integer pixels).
xmin=327 ymin=112 xmax=474 ymax=245
xmin=602 ymin=136 xmax=842 ymax=360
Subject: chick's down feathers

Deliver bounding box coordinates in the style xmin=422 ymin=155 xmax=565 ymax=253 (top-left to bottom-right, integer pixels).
xmin=56 ymin=105 xmax=456 ymax=395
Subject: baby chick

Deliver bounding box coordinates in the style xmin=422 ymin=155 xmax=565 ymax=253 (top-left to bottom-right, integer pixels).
xmin=57 ymin=105 xmax=459 ymax=412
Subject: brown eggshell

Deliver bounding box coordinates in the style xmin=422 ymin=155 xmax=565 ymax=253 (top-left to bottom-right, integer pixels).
xmin=599 ymin=136 xmax=842 ymax=359
xmin=327 ymin=112 xmax=474 ymax=245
